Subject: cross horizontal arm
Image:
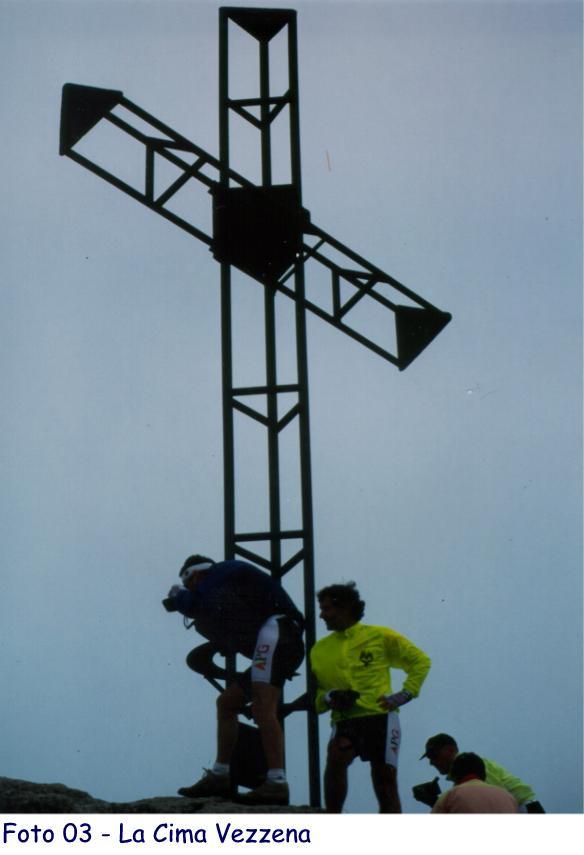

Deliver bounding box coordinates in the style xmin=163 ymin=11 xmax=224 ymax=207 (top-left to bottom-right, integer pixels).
xmin=60 ymin=85 xmax=254 ymax=247
xmin=305 ymin=222 xmax=438 ymax=310
xmin=119 ymin=95 xmax=254 ymax=189
xmin=276 ymin=223 xmax=452 ymax=369
xmin=60 ymin=83 xmax=450 ymax=370
xmin=65 ymin=147 xmax=214 ymax=247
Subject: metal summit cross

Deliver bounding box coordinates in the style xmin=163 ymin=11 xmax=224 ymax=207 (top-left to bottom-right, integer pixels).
xmin=59 ymin=7 xmax=451 ymax=807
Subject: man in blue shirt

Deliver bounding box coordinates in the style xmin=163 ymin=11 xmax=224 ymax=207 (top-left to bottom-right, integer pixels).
xmin=163 ymin=554 xmax=304 ymax=806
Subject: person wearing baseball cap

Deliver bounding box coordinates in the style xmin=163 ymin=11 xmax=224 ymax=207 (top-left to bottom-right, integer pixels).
xmin=415 ymin=732 xmax=544 ymax=812
xmin=419 ymin=733 xmax=458 ymax=764
xmin=163 ymin=553 xmax=305 ymax=806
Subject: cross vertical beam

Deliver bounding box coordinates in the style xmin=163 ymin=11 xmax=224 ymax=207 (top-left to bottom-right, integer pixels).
xmin=285 ymin=12 xmax=321 ymax=811
xmin=219 ymin=12 xmax=234 ymax=563
xmin=218 ymin=7 xmax=320 ymax=806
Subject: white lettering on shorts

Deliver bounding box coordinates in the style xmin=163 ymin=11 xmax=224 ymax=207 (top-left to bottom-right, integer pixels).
xmin=385 ymin=711 xmax=401 ymax=769
xmin=252 ymin=645 xmax=270 ymax=672
xmin=251 ymin=616 xmax=281 ymax=684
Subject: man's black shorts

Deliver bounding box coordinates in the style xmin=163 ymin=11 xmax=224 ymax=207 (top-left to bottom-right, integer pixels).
xmin=238 ymin=614 xmax=304 ymax=694
xmin=331 ymin=713 xmax=401 ymax=765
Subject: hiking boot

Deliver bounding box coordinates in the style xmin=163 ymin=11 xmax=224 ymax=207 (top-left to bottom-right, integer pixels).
xmin=236 ymin=778 xmax=289 ymax=807
xmin=177 ymin=769 xmax=231 ymax=799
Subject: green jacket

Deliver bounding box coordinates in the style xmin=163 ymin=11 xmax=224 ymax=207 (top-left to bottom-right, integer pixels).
xmin=483 ymin=758 xmax=536 ymax=805
xmin=447 ymin=757 xmax=536 ymax=805
xmin=310 ymin=622 xmax=431 ymax=721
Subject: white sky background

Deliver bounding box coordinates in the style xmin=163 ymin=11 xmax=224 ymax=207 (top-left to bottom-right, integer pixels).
xmin=1 ymin=0 xmax=582 ymax=815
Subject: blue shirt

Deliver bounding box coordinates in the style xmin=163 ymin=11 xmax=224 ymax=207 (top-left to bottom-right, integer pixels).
xmin=171 ymin=560 xmax=304 ymax=657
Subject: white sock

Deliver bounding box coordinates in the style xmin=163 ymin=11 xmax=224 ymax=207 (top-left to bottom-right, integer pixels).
xmin=267 ymin=768 xmax=286 ymax=782
xmin=212 ymin=762 xmax=230 ymax=777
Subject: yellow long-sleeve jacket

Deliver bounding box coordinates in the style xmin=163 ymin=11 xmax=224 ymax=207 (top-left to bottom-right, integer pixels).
xmin=482 ymin=758 xmax=536 ymax=805
xmin=445 ymin=758 xmax=536 ymax=806
xmin=310 ymin=622 xmax=431 ymax=721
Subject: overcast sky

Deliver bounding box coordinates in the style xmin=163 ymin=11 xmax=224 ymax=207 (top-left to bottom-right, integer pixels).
xmin=2 ymin=0 xmax=582 ymax=814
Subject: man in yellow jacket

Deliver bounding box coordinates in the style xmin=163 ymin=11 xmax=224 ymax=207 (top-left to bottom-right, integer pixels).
xmin=310 ymin=582 xmax=431 ymax=813
xmin=419 ymin=733 xmax=544 ymax=812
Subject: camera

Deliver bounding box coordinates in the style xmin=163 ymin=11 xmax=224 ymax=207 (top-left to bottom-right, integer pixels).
xmin=412 ymin=777 xmax=441 ymax=808
xmin=328 ymin=689 xmax=360 ymax=711
xmin=162 ymin=597 xmax=178 ymax=612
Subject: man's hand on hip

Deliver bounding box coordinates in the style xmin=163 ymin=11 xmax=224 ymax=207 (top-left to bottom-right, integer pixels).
xmin=377 ymin=690 xmax=412 ymax=711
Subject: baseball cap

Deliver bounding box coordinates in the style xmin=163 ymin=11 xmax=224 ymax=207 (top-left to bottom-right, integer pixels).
xmin=419 ymin=733 xmax=457 ymax=760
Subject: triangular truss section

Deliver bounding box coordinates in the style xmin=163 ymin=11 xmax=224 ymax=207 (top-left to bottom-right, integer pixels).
xmin=395 ymin=305 xmax=452 ymax=370
xmin=336 ymin=271 xmax=379 ymax=319
xmin=147 ymin=146 xmax=212 ymax=208
xmin=229 ymin=95 xmax=289 ymax=129
xmin=233 ymin=535 xmax=305 ymax=577
xmin=227 ymin=7 xmax=293 ymax=43
xmin=60 ymin=83 xmax=123 ymax=155
xmin=231 ymin=385 xmax=300 ymax=431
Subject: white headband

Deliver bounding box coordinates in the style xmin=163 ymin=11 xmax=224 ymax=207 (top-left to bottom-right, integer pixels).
xmin=180 ymin=561 xmax=213 ymax=584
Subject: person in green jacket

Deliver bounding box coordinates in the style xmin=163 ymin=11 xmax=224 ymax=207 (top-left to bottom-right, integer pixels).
xmin=418 ymin=733 xmax=545 ymax=812
xmin=310 ymin=582 xmax=431 ymax=813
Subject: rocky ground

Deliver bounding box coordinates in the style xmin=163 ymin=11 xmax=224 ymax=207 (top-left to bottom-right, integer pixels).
xmin=0 ymin=777 xmax=321 ymax=814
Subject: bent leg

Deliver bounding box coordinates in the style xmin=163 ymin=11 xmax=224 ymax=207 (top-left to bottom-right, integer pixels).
xmin=324 ymin=737 xmax=356 ymax=813
xmin=216 ymin=681 xmax=246 ymax=764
